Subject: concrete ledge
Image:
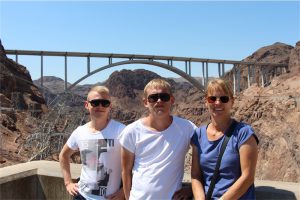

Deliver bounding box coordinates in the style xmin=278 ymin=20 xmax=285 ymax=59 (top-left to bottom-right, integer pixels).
xmin=0 ymin=161 xmax=299 ymax=200
xmin=0 ymin=160 xmax=80 ymax=184
xmin=255 ymin=180 xmax=300 ymax=199
xmin=0 ymin=161 xmax=81 ymax=200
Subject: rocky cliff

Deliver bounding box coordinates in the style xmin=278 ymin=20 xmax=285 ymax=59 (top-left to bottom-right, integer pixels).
xmin=0 ymin=40 xmax=47 ymax=165
xmin=231 ymin=42 xmax=300 ymax=182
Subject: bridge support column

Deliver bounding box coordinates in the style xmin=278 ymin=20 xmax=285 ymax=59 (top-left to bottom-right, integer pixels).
xmin=189 ymin=61 xmax=191 ymax=76
xmin=185 ymin=61 xmax=191 ymax=76
xmin=167 ymin=59 xmax=173 ymax=66
xmin=64 ymin=55 xmax=68 ymax=91
xmin=202 ymin=62 xmax=208 ymax=89
xmin=233 ymin=65 xmax=236 ymax=95
xmin=15 ymin=54 xmax=18 ymax=64
xmin=222 ymin=63 xmax=225 ymax=76
xmin=236 ymin=64 xmax=241 ymax=93
xmin=261 ymin=66 xmax=265 ymax=87
xmin=233 ymin=64 xmax=241 ymax=95
xmin=87 ymin=56 xmax=90 ymax=74
xmin=218 ymin=63 xmax=224 ymax=77
xmin=40 ymin=54 xmax=44 ymax=93
xmin=247 ymin=65 xmax=251 ymax=88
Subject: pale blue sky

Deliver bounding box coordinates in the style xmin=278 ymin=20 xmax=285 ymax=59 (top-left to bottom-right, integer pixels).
xmin=1 ymin=1 xmax=299 ymax=84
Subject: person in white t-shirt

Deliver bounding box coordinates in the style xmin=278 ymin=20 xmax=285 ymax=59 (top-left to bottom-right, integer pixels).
xmin=119 ymin=78 xmax=196 ymax=200
xmin=59 ymin=86 xmax=126 ymax=200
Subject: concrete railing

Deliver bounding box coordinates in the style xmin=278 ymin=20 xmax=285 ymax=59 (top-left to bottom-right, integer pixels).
xmin=0 ymin=161 xmax=80 ymax=200
xmin=0 ymin=161 xmax=299 ymax=200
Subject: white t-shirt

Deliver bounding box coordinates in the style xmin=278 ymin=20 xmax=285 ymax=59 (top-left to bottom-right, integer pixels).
xmin=119 ymin=116 xmax=196 ymax=200
xmin=67 ymin=119 xmax=125 ymax=200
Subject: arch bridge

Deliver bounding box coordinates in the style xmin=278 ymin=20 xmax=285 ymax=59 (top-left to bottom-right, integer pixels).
xmin=5 ymin=50 xmax=288 ymax=94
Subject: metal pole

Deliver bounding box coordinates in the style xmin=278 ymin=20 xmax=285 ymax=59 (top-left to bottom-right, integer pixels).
xmin=218 ymin=63 xmax=221 ymax=77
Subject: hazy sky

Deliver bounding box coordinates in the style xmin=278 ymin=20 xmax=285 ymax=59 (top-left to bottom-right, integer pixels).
xmin=1 ymin=1 xmax=299 ymax=84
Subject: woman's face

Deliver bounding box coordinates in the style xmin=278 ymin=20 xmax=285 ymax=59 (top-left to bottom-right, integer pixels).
xmin=205 ymin=88 xmax=233 ymax=119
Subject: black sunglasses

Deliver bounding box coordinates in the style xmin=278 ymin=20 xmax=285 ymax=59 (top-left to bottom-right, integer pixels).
xmin=207 ymin=96 xmax=230 ymax=103
xmin=88 ymin=99 xmax=111 ymax=108
xmin=147 ymin=93 xmax=171 ymax=103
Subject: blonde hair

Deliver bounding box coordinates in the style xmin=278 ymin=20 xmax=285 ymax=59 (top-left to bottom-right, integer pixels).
xmin=205 ymin=78 xmax=233 ymax=99
xmin=87 ymin=85 xmax=110 ymax=100
xmin=143 ymin=78 xmax=172 ymax=97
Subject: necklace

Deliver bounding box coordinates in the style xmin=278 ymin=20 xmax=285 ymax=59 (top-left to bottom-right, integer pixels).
xmin=211 ymin=129 xmax=223 ymax=137
xmin=209 ymin=118 xmax=233 ymax=137
xmin=209 ymin=124 xmax=224 ymax=137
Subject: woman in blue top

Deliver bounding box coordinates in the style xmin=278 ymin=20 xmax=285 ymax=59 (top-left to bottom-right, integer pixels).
xmin=191 ymin=78 xmax=259 ymax=200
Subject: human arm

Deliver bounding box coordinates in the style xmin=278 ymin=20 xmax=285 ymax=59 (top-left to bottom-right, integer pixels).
xmin=191 ymin=144 xmax=206 ymax=200
xmin=220 ymin=135 xmax=258 ymax=200
xmin=172 ymin=184 xmax=193 ymax=200
xmin=59 ymin=144 xmax=78 ymax=196
xmin=106 ymin=188 xmax=125 ymax=200
xmin=121 ymin=146 xmax=135 ymax=200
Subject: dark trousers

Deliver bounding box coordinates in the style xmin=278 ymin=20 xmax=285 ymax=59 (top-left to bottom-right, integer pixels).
xmin=73 ymin=193 xmax=86 ymax=200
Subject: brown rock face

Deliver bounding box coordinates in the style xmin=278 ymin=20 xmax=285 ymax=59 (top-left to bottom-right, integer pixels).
xmin=0 ymin=40 xmax=47 ymax=166
xmin=105 ymin=69 xmax=162 ymax=98
xmin=233 ymin=72 xmax=300 ymax=182
xmin=289 ymin=41 xmax=300 ymax=72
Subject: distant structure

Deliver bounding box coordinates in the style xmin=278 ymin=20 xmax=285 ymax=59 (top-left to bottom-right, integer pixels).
xmin=5 ymin=50 xmax=288 ymax=95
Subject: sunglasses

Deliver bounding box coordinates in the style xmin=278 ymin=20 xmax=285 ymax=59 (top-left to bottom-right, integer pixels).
xmin=207 ymin=96 xmax=230 ymax=103
xmin=147 ymin=93 xmax=171 ymax=103
xmin=88 ymin=99 xmax=111 ymax=108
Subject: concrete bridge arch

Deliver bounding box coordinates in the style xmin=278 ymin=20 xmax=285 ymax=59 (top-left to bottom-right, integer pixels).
xmin=67 ymin=59 xmax=205 ymax=93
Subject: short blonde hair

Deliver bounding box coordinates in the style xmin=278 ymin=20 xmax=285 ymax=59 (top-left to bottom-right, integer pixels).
xmin=205 ymin=78 xmax=233 ymax=99
xmin=87 ymin=85 xmax=110 ymax=100
xmin=143 ymin=78 xmax=172 ymax=97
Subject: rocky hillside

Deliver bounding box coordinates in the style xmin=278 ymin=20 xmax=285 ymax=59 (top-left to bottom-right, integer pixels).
xmin=0 ymin=40 xmax=47 ymax=165
xmin=233 ymin=72 xmax=300 ymax=182
xmin=33 ymin=76 xmax=97 ymax=102
xmin=233 ymin=42 xmax=300 ymax=182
